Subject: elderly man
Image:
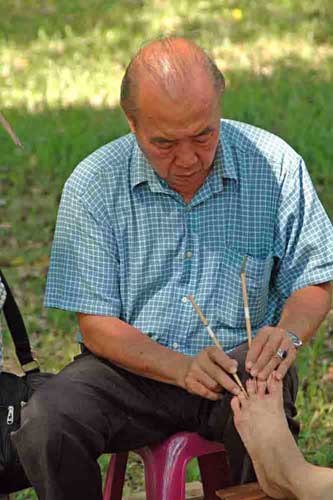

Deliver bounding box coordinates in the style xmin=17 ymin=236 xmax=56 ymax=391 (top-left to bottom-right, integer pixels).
xmin=13 ymin=38 xmax=333 ymax=500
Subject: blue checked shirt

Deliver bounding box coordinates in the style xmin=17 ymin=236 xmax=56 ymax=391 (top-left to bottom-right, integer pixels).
xmin=45 ymin=119 xmax=333 ymax=355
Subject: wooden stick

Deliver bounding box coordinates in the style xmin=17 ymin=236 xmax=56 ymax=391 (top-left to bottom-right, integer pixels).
xmin=188 ymin=295 xmax=248 ymax=397
xmin=240 ymin=256 xmax=252 ymax=348
xmin=0 ymin=111 xmax=22 ymax=147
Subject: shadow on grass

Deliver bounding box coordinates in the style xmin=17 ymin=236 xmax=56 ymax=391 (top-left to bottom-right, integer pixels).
xmin=1 ymin=0 xmax=333 ymax=52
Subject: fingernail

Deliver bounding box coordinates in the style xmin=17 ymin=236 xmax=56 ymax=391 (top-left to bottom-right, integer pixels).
xmin=230 ymin=362 xmax=238 ymax=374
xmin=275 ymin=372 xmax=282 ymax=381
xmin=233 ymin=387 xmax=241 ymax=395
xmin=251 ymin=369 xmax=258 ymax=377
xmin=246 ymin=361 xmax=253 ymax=370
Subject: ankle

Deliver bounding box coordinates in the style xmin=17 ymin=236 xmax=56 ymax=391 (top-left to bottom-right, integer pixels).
xmin=290 ymin=462 xmax=317 ymax=499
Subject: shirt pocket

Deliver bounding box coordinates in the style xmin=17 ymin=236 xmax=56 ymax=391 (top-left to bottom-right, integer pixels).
xmin=213 ymin=248 xmax=274 ymax=328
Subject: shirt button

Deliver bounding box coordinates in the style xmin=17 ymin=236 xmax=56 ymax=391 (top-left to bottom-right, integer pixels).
xmin=186 ymin=250 xmax=193 ymax=258
xmin=181 ymin=296 xmax=188 ymax=304
xmin=173 ymin=342 xmax=179 ymax=349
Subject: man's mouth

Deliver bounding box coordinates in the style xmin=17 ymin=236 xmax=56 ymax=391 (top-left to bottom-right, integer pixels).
xmin=174 ymin=166 xmax=201 ymax=177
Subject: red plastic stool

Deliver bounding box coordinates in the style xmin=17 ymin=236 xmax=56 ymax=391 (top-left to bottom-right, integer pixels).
xmin=103 ymin=431 xmax=230 ymax=500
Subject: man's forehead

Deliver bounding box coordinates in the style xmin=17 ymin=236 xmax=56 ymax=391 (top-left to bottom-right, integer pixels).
xmin=137 ymin=67 xmax=216 ymax=105
xmin=137 ymin=82 xmax=218 ymax=122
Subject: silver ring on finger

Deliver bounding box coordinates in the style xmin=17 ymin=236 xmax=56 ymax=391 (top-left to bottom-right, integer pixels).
xmin=276 ymin=348 xmax=288 ymax=361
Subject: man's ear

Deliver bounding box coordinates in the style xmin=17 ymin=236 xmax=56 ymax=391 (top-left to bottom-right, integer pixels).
xmin=126 ymin=113 xmax=136 ymax=134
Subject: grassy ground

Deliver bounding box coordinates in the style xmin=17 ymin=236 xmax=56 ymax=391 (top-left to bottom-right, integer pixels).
xmin=1 ymin=1 xmax=333 ymax=498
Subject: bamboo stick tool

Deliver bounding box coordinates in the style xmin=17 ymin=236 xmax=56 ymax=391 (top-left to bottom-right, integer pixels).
xmin=188 ymin=294 xmax=248 ymax=397
xmin=0 ymin=112 xmax=22 ymax=148
xmin=240 ymin=256 xmax=252 ymax=348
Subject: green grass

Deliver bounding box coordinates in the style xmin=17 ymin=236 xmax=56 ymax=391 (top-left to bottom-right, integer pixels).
xmin=1 ymin=1 xmax=333 ymax=497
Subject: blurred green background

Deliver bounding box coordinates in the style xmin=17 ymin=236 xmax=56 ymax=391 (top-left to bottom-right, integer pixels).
xmin=1 ymin=1 xmax=333 ymax=498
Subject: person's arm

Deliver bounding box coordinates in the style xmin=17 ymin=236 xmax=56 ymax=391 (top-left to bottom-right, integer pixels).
xmin=277 ymin=282 xmax=332 ymax=342
xmin=246 ymin=152 xmax=333 ymax=382
xmin=246 ymin=282 xmax=332 ymax=380
xmin=78 ymin=313 xmax=241 ymax=400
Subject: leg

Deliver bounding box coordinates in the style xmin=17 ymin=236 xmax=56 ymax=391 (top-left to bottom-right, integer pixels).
xmin=197 ymin=342 xmax=299 ymax=486
xmin=11 ymin=351 xmax=201 ymax=500
xmin=231 ymin=375 xmax=333 ymax=500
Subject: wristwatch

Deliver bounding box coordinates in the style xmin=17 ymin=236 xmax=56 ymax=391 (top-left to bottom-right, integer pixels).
xmin=286 ymin=330 xmax=303 ymax=349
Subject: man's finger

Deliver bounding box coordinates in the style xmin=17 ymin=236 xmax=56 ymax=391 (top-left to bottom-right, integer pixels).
xmin=209 ymin=347 xmax=238 ymax=375
xmin=275 ymin=347 xmax=297 ymax=380
xmin=188 ymin=379 xmax=221 ymax=401
xmin=203 ymin=360 xmax=241 ymax=396
xmin=245 ymin=328 xmax=270 ymax=371
xmin=216 ymin=370 xmax=242 ymax=396
xmin=256 ymin=355 xmax=280 ymax=381
xmin=195 ymin=370 xmax=222 ymax=393
xmin=251 ymin=334 xmax=282 ymax=377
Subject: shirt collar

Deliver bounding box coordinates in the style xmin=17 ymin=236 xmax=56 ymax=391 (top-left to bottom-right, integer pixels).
xmin=208 ymin=132 xmax=238 ymax=195
xmin=130 ymin=140 xmax=164 ymax=192
xmin=130 ymin=121 xmax=238 ymax=193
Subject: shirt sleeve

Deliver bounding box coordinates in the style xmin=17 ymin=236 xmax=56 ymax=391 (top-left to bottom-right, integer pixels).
xmin=44 ymin=182 xmax=121 ymax=316
xmin=274 ymin=157 xmax=333 ymax=299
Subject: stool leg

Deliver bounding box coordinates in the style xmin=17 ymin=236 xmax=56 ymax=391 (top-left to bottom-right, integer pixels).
xmin=103 ymin=452 xmax=129 ymax=500
xmin=138 ymin=446 xmax=187 ymax=500
xmin=198 ymin=451 xmax=231 ymax=500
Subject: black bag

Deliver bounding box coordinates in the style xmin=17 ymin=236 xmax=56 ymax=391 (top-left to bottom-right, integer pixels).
xmin=0 ymin=270 xmax=54 ymax=494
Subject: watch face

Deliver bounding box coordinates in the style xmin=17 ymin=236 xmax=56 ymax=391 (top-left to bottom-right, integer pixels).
xmin=287 ymin=331 xmax=302 ymax=348
xmin=293 ymin=338 xmax=303 ymax=348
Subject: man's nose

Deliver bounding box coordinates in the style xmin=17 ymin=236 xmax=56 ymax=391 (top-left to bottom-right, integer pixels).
xmin=175 ymin=142 xmax=197 ymax=166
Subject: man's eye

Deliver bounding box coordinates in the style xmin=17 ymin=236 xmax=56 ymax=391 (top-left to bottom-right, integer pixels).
xmin=157 ymin=143 xmax=173 ymax=150
xmin=195 ymin=134 xmax=212 ymax=144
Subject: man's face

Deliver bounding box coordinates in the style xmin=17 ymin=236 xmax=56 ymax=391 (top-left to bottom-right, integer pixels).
xmin=128 ymin=75 xmax=221 ymax=199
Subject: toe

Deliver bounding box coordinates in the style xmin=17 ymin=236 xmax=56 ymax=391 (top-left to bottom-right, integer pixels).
xmin=268 ymin=371 xmax=283 ymax=396
xmin=246 ymin=377 xmax=257 ymax=396
xmin=230 ymin=396 xmax=241 ymax=416
xmin=238 ymin=390 xmax=248 ymax=406
xmin=257 ymin=379 xmax=267 ymax=397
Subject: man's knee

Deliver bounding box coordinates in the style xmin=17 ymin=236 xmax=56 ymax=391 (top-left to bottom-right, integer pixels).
xmin=11 ymin=389 xmax=62 ymax=470
xmin=14 ymin=381 xmax=67 ymax=449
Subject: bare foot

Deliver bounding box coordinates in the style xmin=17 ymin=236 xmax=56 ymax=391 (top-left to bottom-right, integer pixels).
xmin=231 ymin=375 xmax=305 ymax=499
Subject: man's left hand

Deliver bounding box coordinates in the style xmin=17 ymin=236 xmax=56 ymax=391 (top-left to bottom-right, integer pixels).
xmin=245 ymin=326 xmax=297 ymax=381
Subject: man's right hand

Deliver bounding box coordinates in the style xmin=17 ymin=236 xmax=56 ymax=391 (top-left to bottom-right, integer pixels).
xmin=181 ymin=346 xmax=241 ymax=401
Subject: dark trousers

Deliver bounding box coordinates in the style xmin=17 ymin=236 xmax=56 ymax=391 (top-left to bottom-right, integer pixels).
xmin=12 ymin=343 xmax=299 ymax=500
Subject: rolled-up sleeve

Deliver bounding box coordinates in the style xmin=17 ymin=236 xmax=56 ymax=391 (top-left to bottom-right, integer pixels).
xmin=44 ymin=183 xmax=121 ymax=316
xmin=274 ymin=157 xmax=333 ymax=299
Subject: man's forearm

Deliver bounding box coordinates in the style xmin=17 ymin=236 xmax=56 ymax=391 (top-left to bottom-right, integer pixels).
xmin=277 ymin=282 xmax=332 ymax=342
xmin=78 ymin=313 xmax=190 ymax=388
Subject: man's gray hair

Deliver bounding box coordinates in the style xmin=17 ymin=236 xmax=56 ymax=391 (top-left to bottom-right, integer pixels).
xmin=120 ymin=37 xmax=225 ymax=122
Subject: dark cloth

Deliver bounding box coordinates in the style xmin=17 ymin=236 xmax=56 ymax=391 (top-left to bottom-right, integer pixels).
xmin=12 ymin=342 xmax=299 ymax=500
